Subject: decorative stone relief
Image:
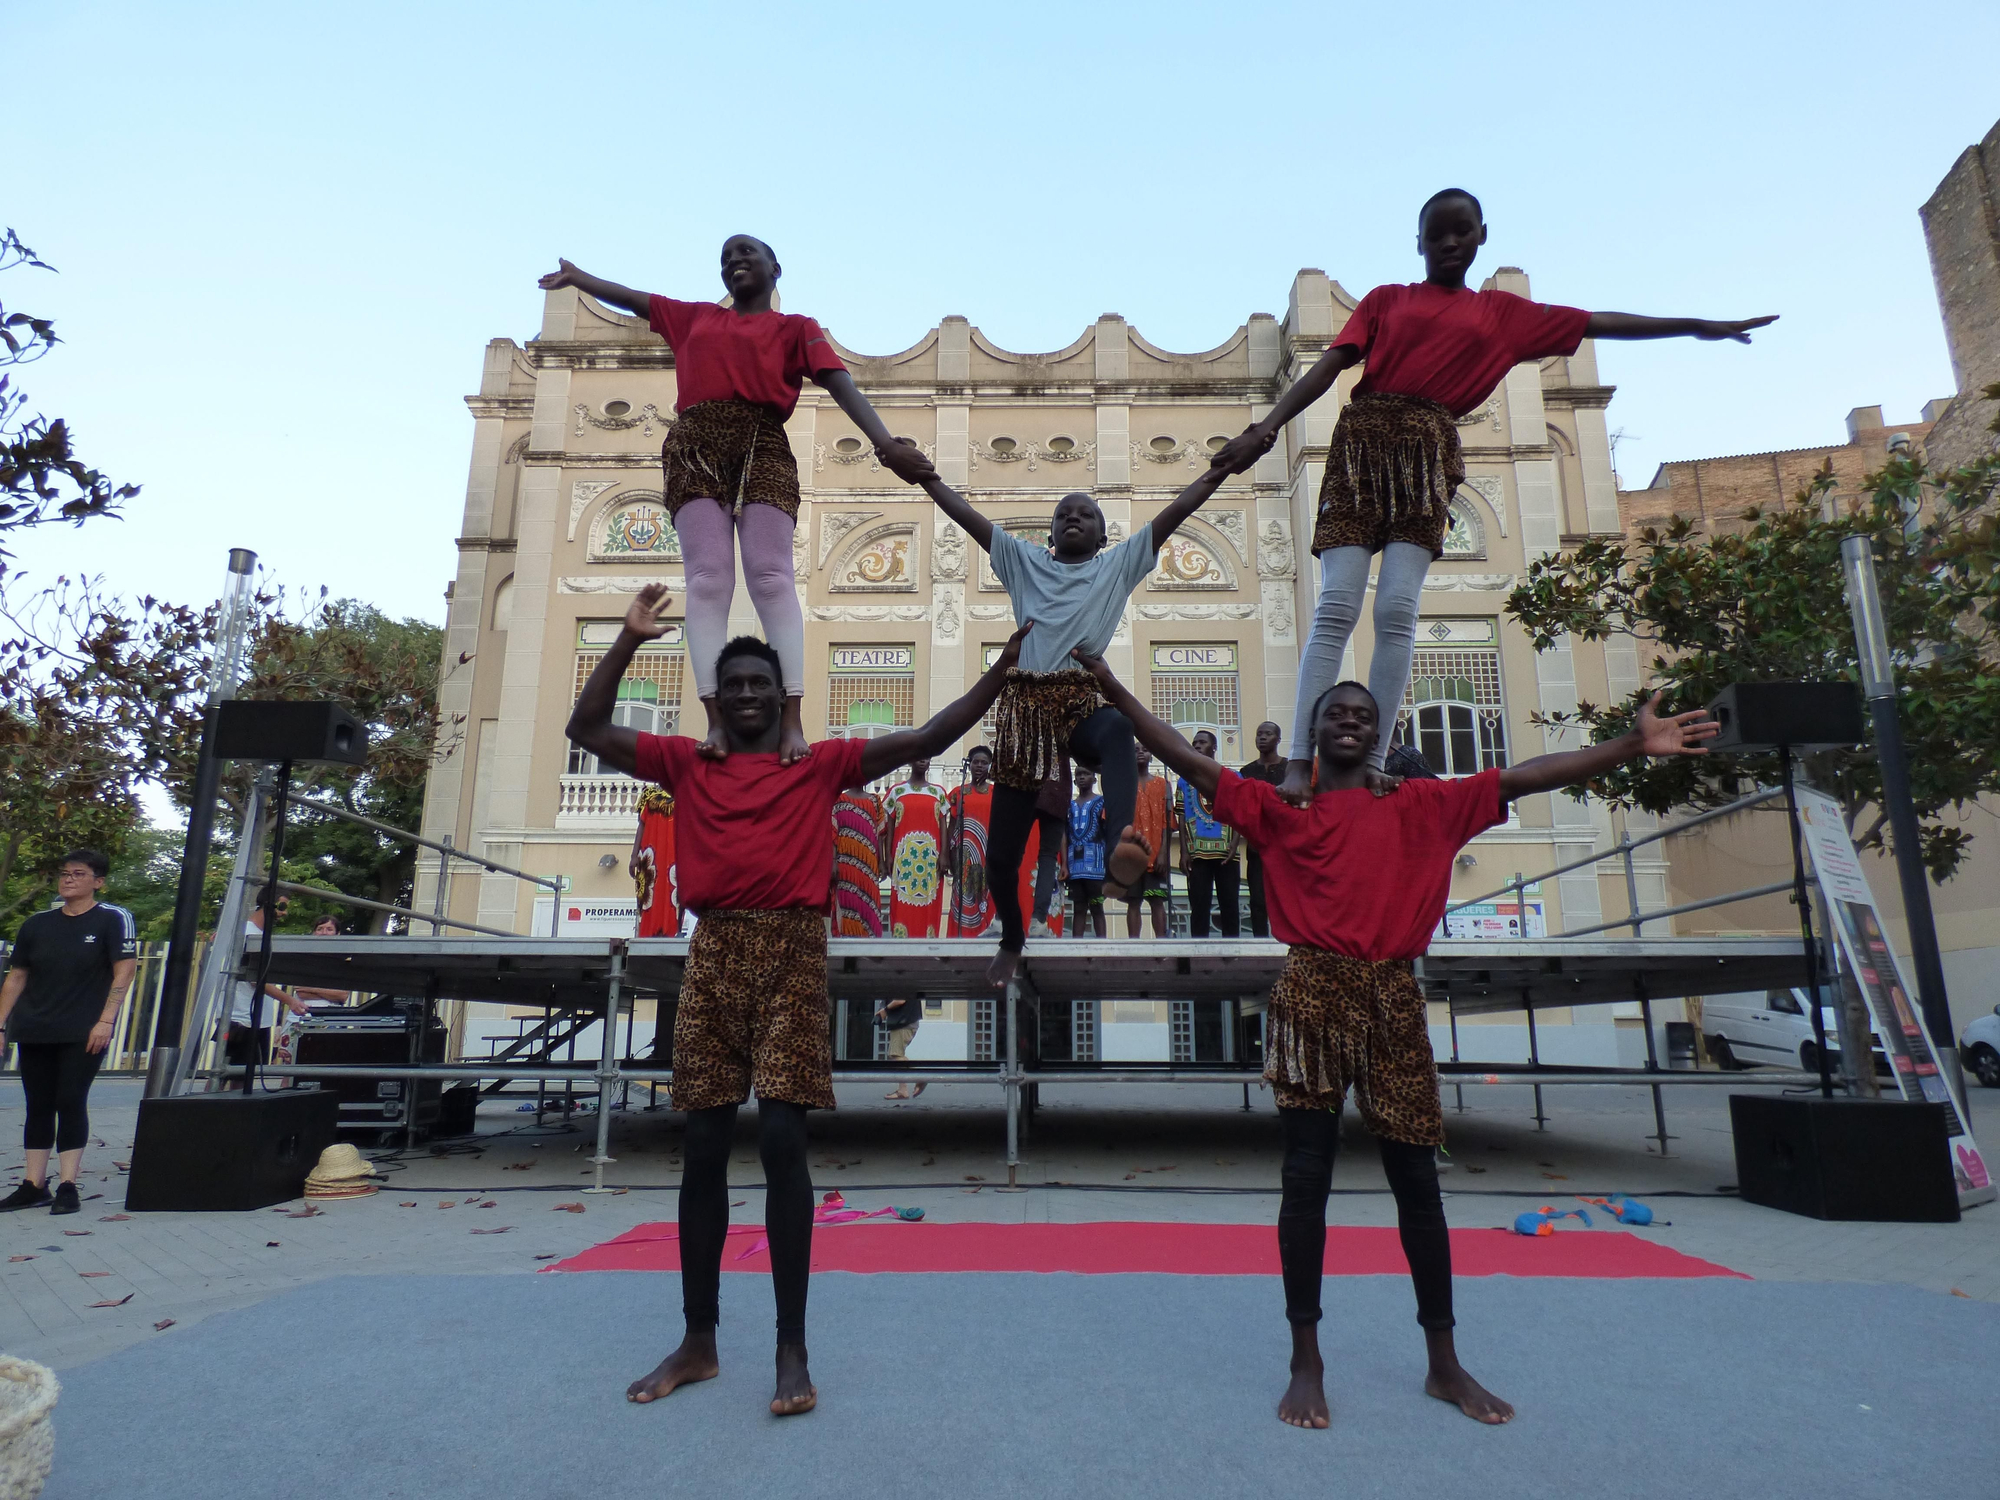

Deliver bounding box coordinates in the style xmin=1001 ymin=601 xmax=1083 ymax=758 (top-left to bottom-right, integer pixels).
xmin=1040 ymin=438 xmax=1096 ymax=472
xmin=1135 ymin=603 xmax=1260 ymax=620
xmin=792 ymin=516 xmax=810 ymax=582
xmin=1257 ymin=520 xmax=1295 ymax=579
xmin=1418 ymin=572 xmax=1516 ymax=592
xmin=566 ymin=480 xmax=617 ymax=542
xmin=558 ymin=575 xmax=687 ymax=595
xmin=1261 ymin=581 xmax=1295 ymax=639
xmin=965 ymin=437 xmax=1097 ymax=473
xmin=933 ymin=584 xmax=962 ymax=642
xmin=1131 ymin=438 xmax=1203 ymax=470
xmin=817 ymin=510 xmax=882 ymax=567
xmin=589 ymin=493 xmax=680 ymax=562
xmin=574 ymin=402 xmax=672 ymax=438
xmin=967 ymin=604 xmax=1014 ymax=620
xmin=830 ymin=524 xmax=918 ymax=594
xmin=1146 ymin=520 xmax=1237 ymax=592
xmin=932 ymin=521 xmax=967 ymax=581
xmin=1456 ymin=401 xmax=1503 ymax=434
xmin=1463 ymin=476 xmax=1507 ymax=536
xmin=1442 ymin=498 xmax=1486 ymax=560
xmin=814 ymin=438 xmax=937 ymax=474
xmin=1107 ymin=520 xmax=1129 ymax=544
xmin=808 ymin=604 xmax=930 ymax=622
xmin=1208 ymin=508 xmax=1250 ymax=565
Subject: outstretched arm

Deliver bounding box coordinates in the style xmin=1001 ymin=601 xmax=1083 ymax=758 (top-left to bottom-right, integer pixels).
xmin=859 ymin=621 xmax=1031 ymax=781
xmin=913 ymin=471 xmax=995 ymax=552
xmin=1586 ymin=312 xmax=1777 ymax=344
xmin=1497 ymin=692 xmax=1716 ymax=802
xmin=564 ymin=583 xmax=674 ymax=777
xmin=1149 ymin=464 xmax=1231 ymax=549
xmin=1070 ymin=650 xmax=1221 ymax=801
xmin=1209 ymin=343 xmax=1362 ymax=474
xmin=816 ymin=372 xmax=934 ymax=483
xmin=538 ymin=259 xmax=654 ymax=319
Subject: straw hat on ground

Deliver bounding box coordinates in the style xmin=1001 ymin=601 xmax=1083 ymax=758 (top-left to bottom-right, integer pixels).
xmin=304 ymin=1142 xmax=380 ymax=1200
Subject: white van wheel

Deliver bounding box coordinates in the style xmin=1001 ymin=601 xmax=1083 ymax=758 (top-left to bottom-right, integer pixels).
xmin=1707 ymin=1036 xmax=1738 ymax=1071
xmin=1969 ymin=1045 xmax=2000 ymax=1089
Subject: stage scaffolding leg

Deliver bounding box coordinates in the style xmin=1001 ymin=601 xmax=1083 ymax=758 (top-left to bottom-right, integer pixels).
xmin=1524 ymin=990 xmax=1547 ymax=1130
xmin=1002 ymin=979 xmax=1021 ymax=1191
xmin=1636 ymin=976 xmax=1673 ymax=1157
xmin=1449 ymin=1000 xmax=1466 ymax=1114
xmin=587 ymin=944 xmax=626 ymax=1194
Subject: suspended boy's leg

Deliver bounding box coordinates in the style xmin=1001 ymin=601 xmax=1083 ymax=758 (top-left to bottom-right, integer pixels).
xmin=1070 ymin=708 xmax=1149 ymax=891
xmin=677 ymin=499 xmax=738 ymax=761
xmin=1284 ymin=546 xmax=1373 ymax=802
xmin=740 ymin=504 xmax=810 ymax=765
xmin=1362 ymin=542 xmax=1433 ymax=771
xmin=984 ymin=784 xmax=1039 ymax=987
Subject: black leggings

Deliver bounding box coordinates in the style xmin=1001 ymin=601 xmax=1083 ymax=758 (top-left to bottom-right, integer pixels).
xmin=990 ymin=707 xmax=1137 ymax=952
xmin=17 ymin=1042 xmax=104 ymax=1154
xmin=1247 ymin=852 xmax=1270 ymax=938
xmin=679 ymin=1100 xmax=814 ymax=1344
xmin=1187 ymin=859 xmax=1241 ymax=937
xmin=1277 ymin=1107 xmax=1453 ymax=1331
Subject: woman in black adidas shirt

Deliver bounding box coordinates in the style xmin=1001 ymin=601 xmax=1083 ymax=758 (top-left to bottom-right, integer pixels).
xmin=0 ymin=850 xmax=137 ymax=1216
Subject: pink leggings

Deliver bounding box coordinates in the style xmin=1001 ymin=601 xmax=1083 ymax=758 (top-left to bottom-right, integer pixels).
xmin=675 ymin=498 xmax=804 ymax=699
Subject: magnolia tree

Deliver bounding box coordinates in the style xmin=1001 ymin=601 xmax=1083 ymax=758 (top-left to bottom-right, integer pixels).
xmin=1506 ymin=403 xmax=2000 ymax=884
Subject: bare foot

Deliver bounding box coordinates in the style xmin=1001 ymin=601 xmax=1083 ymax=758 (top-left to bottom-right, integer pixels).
xmin=1278 ymin=1324 xmax=1329 ymax=1429
xmin=1362 ymin=766 xmax=1403 ymax=798
xmin=1104 ymin=825 xmax=1151 ymax=890
xmin=696 ymin=698 xmax=728 ymax=762
xmin=885 ymin=1087 xmax=911 ymax=1100
xmin=986 ymin=946 xmax=1022 ymax=989
xmin=1277 ymin=759 xmax=1315 ymax=809
xmin=627 ymin=1329 xmax=720 ymax=1403
xmin=1423 ymin=1330 xmax=1513 ymax=1424
xmin=778 ymin=696 xmax=809 ymax=766
xmin=771 ymin=1342 xmax=817 ymax=1416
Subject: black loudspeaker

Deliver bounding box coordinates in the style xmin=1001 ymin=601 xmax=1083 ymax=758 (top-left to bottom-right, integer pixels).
xmin=1703 ymin=682 xmax=1865 ymax=753
xmin=1729 ymin=1094 xmax=1958 ymax=1222
xmin=125 ymin=1090 xmax=341 ymax=1212
xmin=214 ymin=700 xmax=368 ymax=766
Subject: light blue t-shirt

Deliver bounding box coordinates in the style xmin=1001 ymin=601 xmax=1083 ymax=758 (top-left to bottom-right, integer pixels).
xmin=987 ymin=525 xmax=1157 ymax=675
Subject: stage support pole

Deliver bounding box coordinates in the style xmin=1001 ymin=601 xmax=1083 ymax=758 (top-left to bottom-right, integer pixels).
xmin=147 ymin=548 xmax=258 ymax=1098
xmin=1003 ymin=978 xmax=1021 ymax=1190
xmin=1780 ymin=747 xmax=1837 ymax=1099
xmin=1840 ymin=535 xmax=1961 ymax=1092
xmin=586 ymin=944 xmax=625 ymax=1193
xmin=241 ymin=760 xmax=294 ymax=1096
xmin=1524 ymin=989 xmax=1547 ymax=1130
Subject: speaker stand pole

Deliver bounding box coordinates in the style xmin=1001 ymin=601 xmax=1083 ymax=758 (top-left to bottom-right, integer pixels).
xmin=1780 ymin=747 xmax=1835 ymax=1100
xmin=586 ymin=943 xmax=625 ymax=1194
xmin=243 ymin=759 xmax=295 ymax=1098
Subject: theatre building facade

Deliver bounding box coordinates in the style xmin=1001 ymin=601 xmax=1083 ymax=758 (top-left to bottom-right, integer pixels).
xmin=417 ymin=270 xmax=1669 ymax=1062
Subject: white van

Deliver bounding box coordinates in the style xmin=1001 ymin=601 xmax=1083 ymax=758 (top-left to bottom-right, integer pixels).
xmin=1701 ymin=988 xmax=1888 ymax=1075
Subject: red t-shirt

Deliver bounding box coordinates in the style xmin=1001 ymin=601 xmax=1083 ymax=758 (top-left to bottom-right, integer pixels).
xmin=647 ymin=296 xmax=845 ymax=419
xmin=1334 ymin=282 xmax=1591 ymax=417
xmin=1212 ymin=767 xmax=1505 ymax=960
xmin=631 ymin=735 xmax=868 ymax=913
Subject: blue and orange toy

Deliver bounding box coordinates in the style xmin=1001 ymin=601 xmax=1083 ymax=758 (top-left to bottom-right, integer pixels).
xmin=1511 ymin=1204 xmax=1591 ymax=1236
xmin=1577 ymin=1194 xmax=1658 ymax=1225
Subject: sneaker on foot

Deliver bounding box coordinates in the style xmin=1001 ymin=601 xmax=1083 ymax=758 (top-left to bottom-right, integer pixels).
xmin=50 ymin=1182 xmax=80 ymax=1216
xmin=0 ymin=1180 xmax=50 ymax=1212
xmin=1027 ymin=918 xmax=1053 ymax=938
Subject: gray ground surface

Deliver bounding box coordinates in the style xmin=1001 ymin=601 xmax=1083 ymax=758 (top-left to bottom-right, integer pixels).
xmin=3 ymin=1075 xmax=1995 ymax=1371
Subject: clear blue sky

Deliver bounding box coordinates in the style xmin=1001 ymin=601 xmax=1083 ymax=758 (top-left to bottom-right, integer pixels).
xmin=8 ymin=1 xmax=1997 ymax=624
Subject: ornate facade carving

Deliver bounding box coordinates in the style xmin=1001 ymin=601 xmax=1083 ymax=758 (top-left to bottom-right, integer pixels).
xmin=1456 ymin=400 xmax=1503 ymax=434
xmin=1207 ymin=508 xmax=1250 ymax=565
xmin=932 ymin=521 xmax=967 ymax=580
xmin=1257 ymin=519 xmax=1295 ymax=579
xmin=1261 ymin=581 xmax=1295 ymax=639
xmin=965 ymin=437 xmax=1096 ymax=473
xmin=967 ymin=604 xmax=1014 ymax=620
xmin=558 ymin=574 xmax=686 ymax=595
xmin=1419 ymin=572 xmax=1516 ymax=592
xmin=1147 ymin=520 xmax=1237 ymax=592
xmin=1131 ymin=438 xmax=1204 ymax=470
xmin=814 ymin=438 xmax=936 ymax=474
xmin=566 ymin=479 xmax=617 ymax=542
xmin=1442 ymin=497 xmax=1486 ymax=560
xmin=792 ymin=515 xmax=810 ymax=582
xmin=1463 ymin=476 xmax=1507 ymax=536
xmin=807 ymin=604 xmax=930 ymax=622
xmin=932 ymin=584 xmax=962 ymax=642
xmin=574 ymin=401 xmax=672 ymax=439
xmin=817 ymin=509 xmax=882 ymax=567
xmin=829 ymin=524 xmax=918 ymax=593
xmin=1135 ymin=602 xmax=1260 ymax=620
xmin=589 ymin=493 xmax=680 ymax=562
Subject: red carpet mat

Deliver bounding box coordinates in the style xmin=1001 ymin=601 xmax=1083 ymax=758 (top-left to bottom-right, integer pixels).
xmin=548 ymin=1220 xmax=1744 ymax=1279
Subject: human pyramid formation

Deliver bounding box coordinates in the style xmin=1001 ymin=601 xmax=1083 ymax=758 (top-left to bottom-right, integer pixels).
xmin=554 ymin=189 xmax=1767 ymax=1428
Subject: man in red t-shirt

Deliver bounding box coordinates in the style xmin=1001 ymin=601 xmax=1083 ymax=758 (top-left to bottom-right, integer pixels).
xmin=1073 ymin=647 xmax=1715 ymax=1433
xmin=568 ymin=582 xmax=1031 ymax=1420
xmin=1210 ymin=188 xmax=1772 ymax=810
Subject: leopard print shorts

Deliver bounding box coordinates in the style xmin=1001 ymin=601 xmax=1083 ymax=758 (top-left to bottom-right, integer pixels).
xmin=1262 ymin=947 xmax=1443 ymax=1145
xmin=1310 ymin=391 xmax=1463 ymax=558
xmin=660 ymin=397 xmax=802 ymax=522
xmin=670 ymin=908 xmax=835 ymax=1112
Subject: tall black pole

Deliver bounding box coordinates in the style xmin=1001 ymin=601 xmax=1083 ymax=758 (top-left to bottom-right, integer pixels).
xmin=1780 ymin=747 xmax=1835 ymax=1100
xmin=1841 ymin=535 xmax=1957 ymax=1078
xmin=242 ymin=760 xmax=293 ymax=1095
xmin=145 ymin=548 xmax=258 ymax=1098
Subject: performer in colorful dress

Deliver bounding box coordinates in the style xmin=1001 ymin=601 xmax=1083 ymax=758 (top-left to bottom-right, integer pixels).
xmin=832 ymin=787 xmax=886 ymax=938
xmin=945 ymin=747 xmax=995 ymax=939
xmin=1065 ymin=766 xmax=1108 ymax=939
xmin=1209 ymin=188 xmax=1772 ymax=805
xmin=631 ymin=786 xmax=682 ymax=938
xmin=884 ymin=760 xmax=946 ymax=939
xmin=1178 ymin=730 xmax=1241 ymax=937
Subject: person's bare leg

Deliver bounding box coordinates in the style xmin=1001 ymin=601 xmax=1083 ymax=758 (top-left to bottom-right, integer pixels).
xmin=54 ymin=1147 xmax=82 ymax=1185
xmin=22 ymin=1149 xmax=48 ymax=1188
xmin=986 ymin=947 xmax=1021 ymax=988
xmin=627 ymin=1326 xmax=721 ymax=1402
xmin=1279 ymin=1322 xmax=1330 ymax=1429
xmin=1148 ymin=897 xmax=1167 ymax=938
xmin=1124 ymin=895 xmax=1142 ymax=938
xmin=1423 ymin=1328 xmax=1513 ymax=1423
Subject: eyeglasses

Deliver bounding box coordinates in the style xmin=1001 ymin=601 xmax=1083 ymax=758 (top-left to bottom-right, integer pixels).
xmin=57 ymin=868 xmax=96 ymax=881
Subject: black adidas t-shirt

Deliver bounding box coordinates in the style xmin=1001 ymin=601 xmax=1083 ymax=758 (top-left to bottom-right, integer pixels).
xmin=4 ymin=903 xmax=138 ymax=1044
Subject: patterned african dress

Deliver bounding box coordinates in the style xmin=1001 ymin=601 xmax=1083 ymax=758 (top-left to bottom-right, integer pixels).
xmin=945 ymin=782 xmax=995 ymax=938
xmin=832 ymin=788 xmax=886 ymax=937
xmin=885 ymin=780 xmax=945 ymax=938
xmin=634 ymin=786 xmax=681 ymax=938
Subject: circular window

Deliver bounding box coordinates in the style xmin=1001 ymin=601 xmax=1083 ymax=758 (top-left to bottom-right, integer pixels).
xmin=604 ymin=400 xmax=631 ymax=417
xmin=990 ymin=436 xmax=1018 ymax=455
xmin=1046 ymin=435 xmax=1075 ymax=454
xmin=834 ymin=436 xmax=863 ymax=455
xmin=1149 ymin=435 xmax=1178 ymax=454
xmin=1205 ymin=434 xmax=1229 ymax=453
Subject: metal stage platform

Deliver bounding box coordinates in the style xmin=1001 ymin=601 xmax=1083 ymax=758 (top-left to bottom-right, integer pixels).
xmin=243 ymin=934 xmax=1807 ymax=1184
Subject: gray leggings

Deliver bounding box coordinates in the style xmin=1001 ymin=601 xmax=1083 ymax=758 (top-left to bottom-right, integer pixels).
xmin=1289 ymin=542 xmax=1432 ymax=767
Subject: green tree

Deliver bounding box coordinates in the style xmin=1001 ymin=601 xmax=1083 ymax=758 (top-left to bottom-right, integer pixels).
xmin=1505 ymin=420 xmax=2000 ymax=882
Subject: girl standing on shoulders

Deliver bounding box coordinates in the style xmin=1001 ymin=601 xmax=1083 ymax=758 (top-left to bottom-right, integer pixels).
xmin=1212 ymin=190 xmax=1774 ymax=803
xmin=540 ymin=241 xmax=930 ymax=763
